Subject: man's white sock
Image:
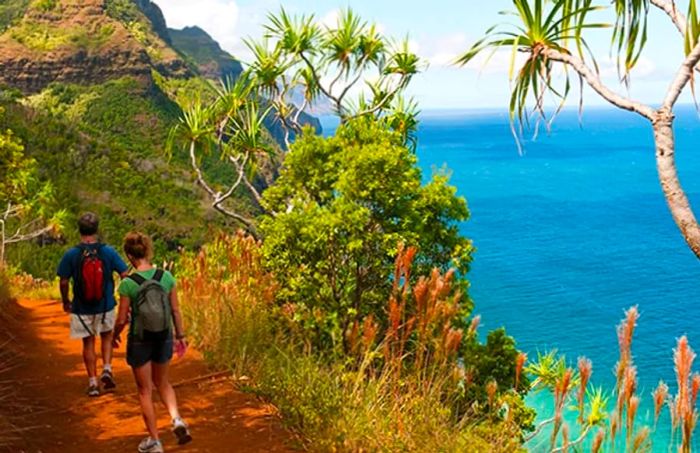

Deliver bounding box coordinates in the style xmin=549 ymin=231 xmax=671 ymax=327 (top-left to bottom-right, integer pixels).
xmin=103 ymin=363 xmax=112 ymax=373
xmin=89 ymin=377 xmax=98 ymax=387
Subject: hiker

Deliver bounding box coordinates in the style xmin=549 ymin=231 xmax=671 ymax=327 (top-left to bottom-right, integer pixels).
xmin=113 ymin=231 xmax=192 ymax=453
xmin=57 ymin=212 xmax=129 ymax=397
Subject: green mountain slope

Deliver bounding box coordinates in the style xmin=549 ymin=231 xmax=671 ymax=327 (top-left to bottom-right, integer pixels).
xmin=0 ymin=0 xmax=262 ymax=277
xmin=169 ymin=26 xmax=243 ymax=81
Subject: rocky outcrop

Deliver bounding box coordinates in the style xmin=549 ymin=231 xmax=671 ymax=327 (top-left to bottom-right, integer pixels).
xmin=134 ymin=0 xmax=170 ymax=44
xmin=0 ymin=0 xmax=190 ymax=93
xmin=0 ymin=48 xmax=152 ymax=93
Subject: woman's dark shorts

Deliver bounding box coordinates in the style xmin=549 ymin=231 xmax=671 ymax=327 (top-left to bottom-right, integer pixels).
xmin=126 ymin=330 xmax=173 ymax=368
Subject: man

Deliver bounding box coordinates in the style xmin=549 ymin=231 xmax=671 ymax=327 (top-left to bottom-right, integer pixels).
xmin=57 ymin=212 xmax=128 ymax=397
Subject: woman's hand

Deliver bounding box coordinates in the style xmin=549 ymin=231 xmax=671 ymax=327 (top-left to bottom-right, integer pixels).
xmin=174 ymin=338 xmax=188 ymax=359
xmin=112 ymin=334 xmax=122 ymax=349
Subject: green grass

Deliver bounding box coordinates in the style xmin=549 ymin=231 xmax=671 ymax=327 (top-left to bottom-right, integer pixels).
xmin=0 ymin=0 xmax=28 ymax=33
xmin=9 ymin=21 xmax=115 ymax=52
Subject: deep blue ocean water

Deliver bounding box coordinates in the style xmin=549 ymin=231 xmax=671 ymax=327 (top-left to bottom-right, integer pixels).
xmin=321 ymin=107 xmax=700 ymax=450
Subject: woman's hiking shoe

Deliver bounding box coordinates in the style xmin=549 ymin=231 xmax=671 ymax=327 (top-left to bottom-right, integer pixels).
xmin=172 ymin=417 xmax=192 ymax=445
xmin=100 ymin=369 xmax=116 ymax=391
xmin=137 ymin=437 xmax=163 ymax=453
xmin=86 ymin=384 xmax=100 ymax=397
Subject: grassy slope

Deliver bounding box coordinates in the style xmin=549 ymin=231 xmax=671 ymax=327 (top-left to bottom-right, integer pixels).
xmin=0 ymin=0 xmax=28 ymax=33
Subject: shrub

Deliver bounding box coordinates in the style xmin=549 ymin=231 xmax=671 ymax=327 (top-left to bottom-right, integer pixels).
xmin=260 ymin=119 xmax=474 ymax=353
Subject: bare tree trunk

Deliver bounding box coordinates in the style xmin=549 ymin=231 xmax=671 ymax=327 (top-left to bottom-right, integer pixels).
xmin=653 ymin=108 xmax=700 ymax=259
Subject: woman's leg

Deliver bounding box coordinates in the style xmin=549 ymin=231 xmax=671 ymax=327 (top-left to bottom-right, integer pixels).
xmin=152 ymin=361 xmax=181 ymax=420
xmin=133 ymin=362 xmax=159 ymax=440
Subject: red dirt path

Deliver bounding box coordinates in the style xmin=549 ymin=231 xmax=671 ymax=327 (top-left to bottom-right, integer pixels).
xmin=6 ymin=298 xmax=296 ymax=453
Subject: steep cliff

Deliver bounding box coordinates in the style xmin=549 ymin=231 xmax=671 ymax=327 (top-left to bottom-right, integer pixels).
xmin=0 ymin=0 xmax=189 ymax=93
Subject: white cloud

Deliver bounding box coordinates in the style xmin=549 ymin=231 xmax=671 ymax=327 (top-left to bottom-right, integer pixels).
xmin=156 ymin=0 xmax=240 ymax=52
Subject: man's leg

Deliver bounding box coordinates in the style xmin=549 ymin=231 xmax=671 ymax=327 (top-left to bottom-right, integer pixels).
xmin=81 ymin=334 xmax=99 ymax=396
xmin=81 ymin=335 xmax=97 ymax=379
xmin=99 ymin=330 xmax=116 ymax=390
xmin=100 ymin=330 xmax=113 ymax=368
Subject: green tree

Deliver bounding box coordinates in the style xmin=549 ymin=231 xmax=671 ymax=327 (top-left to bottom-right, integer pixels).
xmin=0 ymin=109 xmax=64 ymax=265
xmin=458 ymin=0 xmax=700 ymax=260
xmin=259 ymin=119 xmax=473 ymax=352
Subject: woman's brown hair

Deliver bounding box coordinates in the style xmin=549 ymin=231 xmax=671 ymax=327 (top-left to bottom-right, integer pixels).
xmin=123 ymin=231 xmax=153 ymax=261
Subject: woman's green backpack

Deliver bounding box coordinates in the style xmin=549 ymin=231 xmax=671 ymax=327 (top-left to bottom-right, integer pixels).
xmin=127 ymin=269 xmax=172 ymax=340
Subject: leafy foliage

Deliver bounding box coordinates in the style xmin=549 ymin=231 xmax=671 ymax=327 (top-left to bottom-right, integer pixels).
xmin=0 ymin=107 xmax=65 ymax=264
xmin=260 ymin=119 xmax=473 ymax=352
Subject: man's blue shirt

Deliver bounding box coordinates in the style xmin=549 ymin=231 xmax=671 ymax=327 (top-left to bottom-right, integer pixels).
xmin=57 ymin=243 xmax=128 ymax=315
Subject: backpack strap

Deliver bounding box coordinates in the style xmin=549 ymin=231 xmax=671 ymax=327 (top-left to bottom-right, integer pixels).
xmin=153 ymin=269 xmax=164 ymax=283
xmin=127 ymin=273 xmax=147 ymax=286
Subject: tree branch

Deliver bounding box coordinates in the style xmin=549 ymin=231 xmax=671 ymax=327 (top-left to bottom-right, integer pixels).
xmin=524 ymin=416 xmax=556 ymax=443
xmin=188 ymin=140 xmax=217 ymax=198
xmin=228 ymin=155 xmax=264 ymax=207
xmin=4 ymin=224 xmax=54 ymax=245
xmin=299 ymin=52 xmax=341 ymax=107
xmin=550 ymin=425 xmax=592 ymax=453
xmin=544 ymin=49 xmax=656 ymax=120
xmin=347 ymin=75 xmax=409 ymax=121
xmin=663 ymin=41 xmax=700 ymax=109
xmin=650 ymin=0 xmax=686 ymax=36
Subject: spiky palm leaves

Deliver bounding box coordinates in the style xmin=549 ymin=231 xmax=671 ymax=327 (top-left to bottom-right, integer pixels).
xmin=258 ymin=8 xmax=420 ymax=136
xmin=456 ymin=0 xmax=607 ymax=147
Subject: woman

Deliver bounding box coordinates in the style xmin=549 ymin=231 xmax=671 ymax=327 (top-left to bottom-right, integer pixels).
xmin=113 ymin=232 xmax=192 ymax=453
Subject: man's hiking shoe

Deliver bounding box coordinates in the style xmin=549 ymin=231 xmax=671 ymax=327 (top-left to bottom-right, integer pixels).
xmin=86 ymin=384 xmax=100 ymax=397
xmin=137 ymin=437 xmax=163 ymax=453
xmin=172 ymin=418 xmax=192 ymax=445
xmin=100 ymin=369 xmax=116 ymax=391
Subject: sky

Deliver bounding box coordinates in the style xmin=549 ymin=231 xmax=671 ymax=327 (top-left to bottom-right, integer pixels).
xmin=155 ymin=0 xmax=692 ymax=110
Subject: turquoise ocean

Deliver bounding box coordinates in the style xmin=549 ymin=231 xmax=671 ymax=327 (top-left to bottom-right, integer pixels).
xmin=323 ymin=106 xmax=700 ymax=450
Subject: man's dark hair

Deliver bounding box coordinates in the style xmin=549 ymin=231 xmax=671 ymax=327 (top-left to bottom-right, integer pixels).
xmin=77 ymin=212 xmax=99 ymax=236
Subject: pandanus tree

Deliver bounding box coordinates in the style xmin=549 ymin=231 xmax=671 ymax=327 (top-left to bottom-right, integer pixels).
xmin=169 ymin=8 xmax=421 ymax=233
xmin=459 ymin=0 xmax=700 ymax=259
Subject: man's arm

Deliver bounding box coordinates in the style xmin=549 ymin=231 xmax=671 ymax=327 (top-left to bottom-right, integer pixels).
xmin=59 ymin=278 xmax=71 ymax=313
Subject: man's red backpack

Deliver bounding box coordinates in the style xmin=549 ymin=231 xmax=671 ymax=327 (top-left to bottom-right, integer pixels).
xmin=76 ymin=244 xmax=105 ymax=305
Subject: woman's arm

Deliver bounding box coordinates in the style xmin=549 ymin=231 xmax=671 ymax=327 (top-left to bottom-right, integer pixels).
xmin=113 ymin=295 xmax=131 ymax=346
xmin=170 ymin=284 xmax=186 ymax=339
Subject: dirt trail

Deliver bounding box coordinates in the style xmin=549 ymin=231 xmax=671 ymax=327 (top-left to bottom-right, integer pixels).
xmin=6 ymin=298 xmax=295 ymax=453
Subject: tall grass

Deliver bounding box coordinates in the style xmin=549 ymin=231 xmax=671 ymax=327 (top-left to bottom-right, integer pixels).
xmin=528 ymin=305 xmax=700 ymax=452
xmin=177 ymin=232 xmax=524 ymax=451
xmin=0 ymin=268 xmax=20 ymax=449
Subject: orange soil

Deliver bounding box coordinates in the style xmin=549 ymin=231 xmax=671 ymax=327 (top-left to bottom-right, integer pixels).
xmin=7 ymin=298 xmax=296 ymax=453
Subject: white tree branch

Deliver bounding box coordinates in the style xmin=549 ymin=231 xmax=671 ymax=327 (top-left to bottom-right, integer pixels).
xmin=650 ymin=0 xmax=686 ymax=36
xmin=544 ymin=49 xmax=656 ymax=120
xmin=550 ymin=425 xmax=592 ymax=453
xmin=663 ymin=41 xmax=700 ymax=109
xmin=4 ymin=224 xmax=53 ymax=245
xmin=188 ymin=140 xmax=217 ymax=198
xmin=228 ymin=155 xmax=264 ymax=207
